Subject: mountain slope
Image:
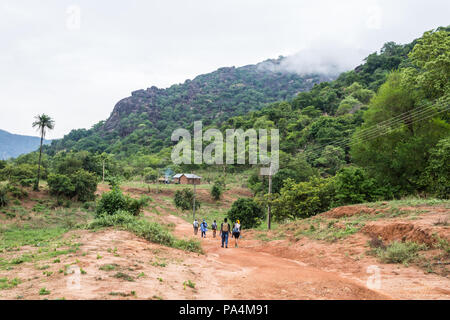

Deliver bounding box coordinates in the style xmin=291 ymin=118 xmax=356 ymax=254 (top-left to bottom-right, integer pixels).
xmin=0 ymin=129 xmax=51 ymax=160
xmin=49 ymin=58 xmax=335 ymax=156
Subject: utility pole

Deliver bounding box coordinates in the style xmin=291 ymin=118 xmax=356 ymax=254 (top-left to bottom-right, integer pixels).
xmin=102 ymin=159 xmax=105 ymax=183
xmin=267 ymin=165 xmax=272 ymax=230
xmin=193 ymin=178 xmax=197 ymax=221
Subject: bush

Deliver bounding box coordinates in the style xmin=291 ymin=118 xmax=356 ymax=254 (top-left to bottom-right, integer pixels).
xmin=0 ymin=187 xmax=9 ymax=207
xmin=72 ymin=170 xmax=98 ymax=202
xmin=333 ymin=166 xmax=387 ymax=206
xmin=210 ymin=183 xmax=222 ymax=201
xmin=47 ymin=170 xmax=98 ymax=202
xmin=126 ymin=196 xmax=150 ymax=216
xmin=271 ymin=177 xmax=335 ymax=221
xmin=88 ymin=211 xmax=202 ymax=253
xmin=174 ymin=188 xmax=200 ymax=211
xmin=89 ymin=210 xmax=138 ymax=228
xmin=375 ymin=241 xmax=426 ymax=264
xmin=6 ymin=184 xmax=28 ymax=199
xmin=228 ymin=198 xmax=265 ymax=229
xmin=96 ymin=187 xmax=148 ymax=216
xmin=47 ymin=173 xmax=75 ymax=198
xmin=1 ymin=163 xmax=39 ymax=186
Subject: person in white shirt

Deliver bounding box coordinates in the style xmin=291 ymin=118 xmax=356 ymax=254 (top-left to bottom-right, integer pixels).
xmin=232 ymin=220 xmax=241 ymax=248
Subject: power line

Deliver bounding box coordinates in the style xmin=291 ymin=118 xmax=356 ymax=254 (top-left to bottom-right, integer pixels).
xmin=304 ymin=103 xmax=443 ymax=156
xmin=302 ymin=103 xmax=449 ymax=159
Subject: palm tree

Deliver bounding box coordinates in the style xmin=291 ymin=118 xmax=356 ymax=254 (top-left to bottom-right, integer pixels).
xmin=32 ymin=114 xmax=54 ymax=191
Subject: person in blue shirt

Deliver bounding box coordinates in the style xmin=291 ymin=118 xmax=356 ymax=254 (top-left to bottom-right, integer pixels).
xmin=200 ymin=219 xmax=208 ymax=238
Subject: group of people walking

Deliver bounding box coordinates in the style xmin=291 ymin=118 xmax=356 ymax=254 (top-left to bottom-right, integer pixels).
xmin=193 ymin=218 xmax=241 ymax=248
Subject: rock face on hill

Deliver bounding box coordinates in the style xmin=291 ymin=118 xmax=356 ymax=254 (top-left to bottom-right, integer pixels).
xmin=102 ymin=61 xmax=333 ymax=134
xmin=49 ymin=57 xmax=335 ymax=155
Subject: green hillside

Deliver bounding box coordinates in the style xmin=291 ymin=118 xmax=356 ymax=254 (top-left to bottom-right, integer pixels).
xmin=48 ymin=59 xmax=334 ymax=157
xmin=1 ymin=27 xmax=448 ymax=219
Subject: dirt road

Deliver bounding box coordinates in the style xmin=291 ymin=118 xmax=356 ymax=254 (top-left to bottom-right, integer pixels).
xmin=165 ymin=214 xmax=389 ymax=300
xmin=1 ymin=200 xmax=448 ymax=300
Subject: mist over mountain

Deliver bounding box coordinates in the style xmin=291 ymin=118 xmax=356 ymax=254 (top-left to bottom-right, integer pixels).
xmin=0 ymin=129 xmax=51 ymax=160
xmin=49 ymin=60 xmax=335 ymax=156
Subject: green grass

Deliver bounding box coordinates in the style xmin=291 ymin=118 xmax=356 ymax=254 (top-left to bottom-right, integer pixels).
xmin=372 ymin=241 xmax=426 ymax=264
xmin=99 ymin=264 xmax=119 ymax=271
xmin=151 ymin=261 xmax=166 ymax=268
xmin=39 ymin=287 xmax=51 ymax=295
xmin=363 ymin=198 xmax=450 ymax=209
xmin=183 ymin=280 xmax=196 ymax=290
xmin=293 ymin=218 xmax=365 ymax=242
xmin=113 ymin=272 xmax=134 ymax=282
xmin=0 ymin=277 xmax=21 ymax=290
xmin=88 ymin=211 xmax=202 ymax=254
xmin=0 ymin=226 xmax=68 ymax=250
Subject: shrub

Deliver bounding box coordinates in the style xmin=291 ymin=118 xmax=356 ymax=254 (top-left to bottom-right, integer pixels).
xmin=88 ymin=211 xmax=202 ymax=253
xmin=333 ymin=166 xmax=387 ymax=206
xmin=0 ymin=187 xmax=9 ymax=207
xmin=6 ymin=184 xmax=29 ymax=199
xmin=96 ymin=188 xmax=127 ymax=216
xmin=271 ymin=177 xmax=335 ymax=221
xmin=48 ymin=170 xmax=98 ymax=202
xmin=174 ymin=188 xmax=200 ymax=211
xmin=210 ymin=183 xmax=222 ymax=201
xmin=228 ymin=198 xmax=265 ymax=229
xmin=375 ymin=241 xmax=426 ymax=264
xmin=3 ymin=164 xmax=38 ymax=186
xmin=89 ymin=210 xmax=137 ymax=228
xmin=95 ymin=187 xmax=148 ymax=216
xmin=71 ymin=170 xmax=98 ymax=202
xmin=47 ymin=173 xmax=75 ymax=198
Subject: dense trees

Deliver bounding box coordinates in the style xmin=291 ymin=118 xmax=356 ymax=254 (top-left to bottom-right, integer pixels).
xmin=253 ymin=28 xmax=449 ymax=222
xmin=351 ymin=29 xmax=450 ymax=197
xmin=1 ymin=27 xmax=448 ymax=224
xmin=419 ymin=137 xmax=450 ymax=199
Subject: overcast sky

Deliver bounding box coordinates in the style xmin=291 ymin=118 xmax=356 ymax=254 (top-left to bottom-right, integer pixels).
xmin=1 ymin=0 xmax=449 ymax=138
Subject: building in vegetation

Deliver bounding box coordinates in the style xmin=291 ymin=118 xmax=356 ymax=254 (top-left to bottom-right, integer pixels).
xmin=173 ymin=174 xmax=202 ymax=185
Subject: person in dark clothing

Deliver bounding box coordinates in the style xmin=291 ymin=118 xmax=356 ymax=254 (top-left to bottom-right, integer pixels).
xmin=212 ymin=220 xmax=218 ymax=238
xmin=220 ymin=218 xmax=231 ymax=248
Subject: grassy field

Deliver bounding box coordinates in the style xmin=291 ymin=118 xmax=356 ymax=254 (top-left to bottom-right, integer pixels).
xmin=0 ymin=183 xmax=204 ymax=274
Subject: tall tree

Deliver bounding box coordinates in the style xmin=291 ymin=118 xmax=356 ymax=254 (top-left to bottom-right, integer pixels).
xmin=32 ymin=114 xmax=54 ymax=191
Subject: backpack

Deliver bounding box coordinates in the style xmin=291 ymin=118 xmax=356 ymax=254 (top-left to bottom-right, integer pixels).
xmin=233 ymin=223 xmax=240 ymax=233
xmin=193 ymin=221 xmax=199 ymax=228
xmin=222 ymin=223 xmax=229 ymax=232
xmin=212 ymin=222 xmax=217 ymax=230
